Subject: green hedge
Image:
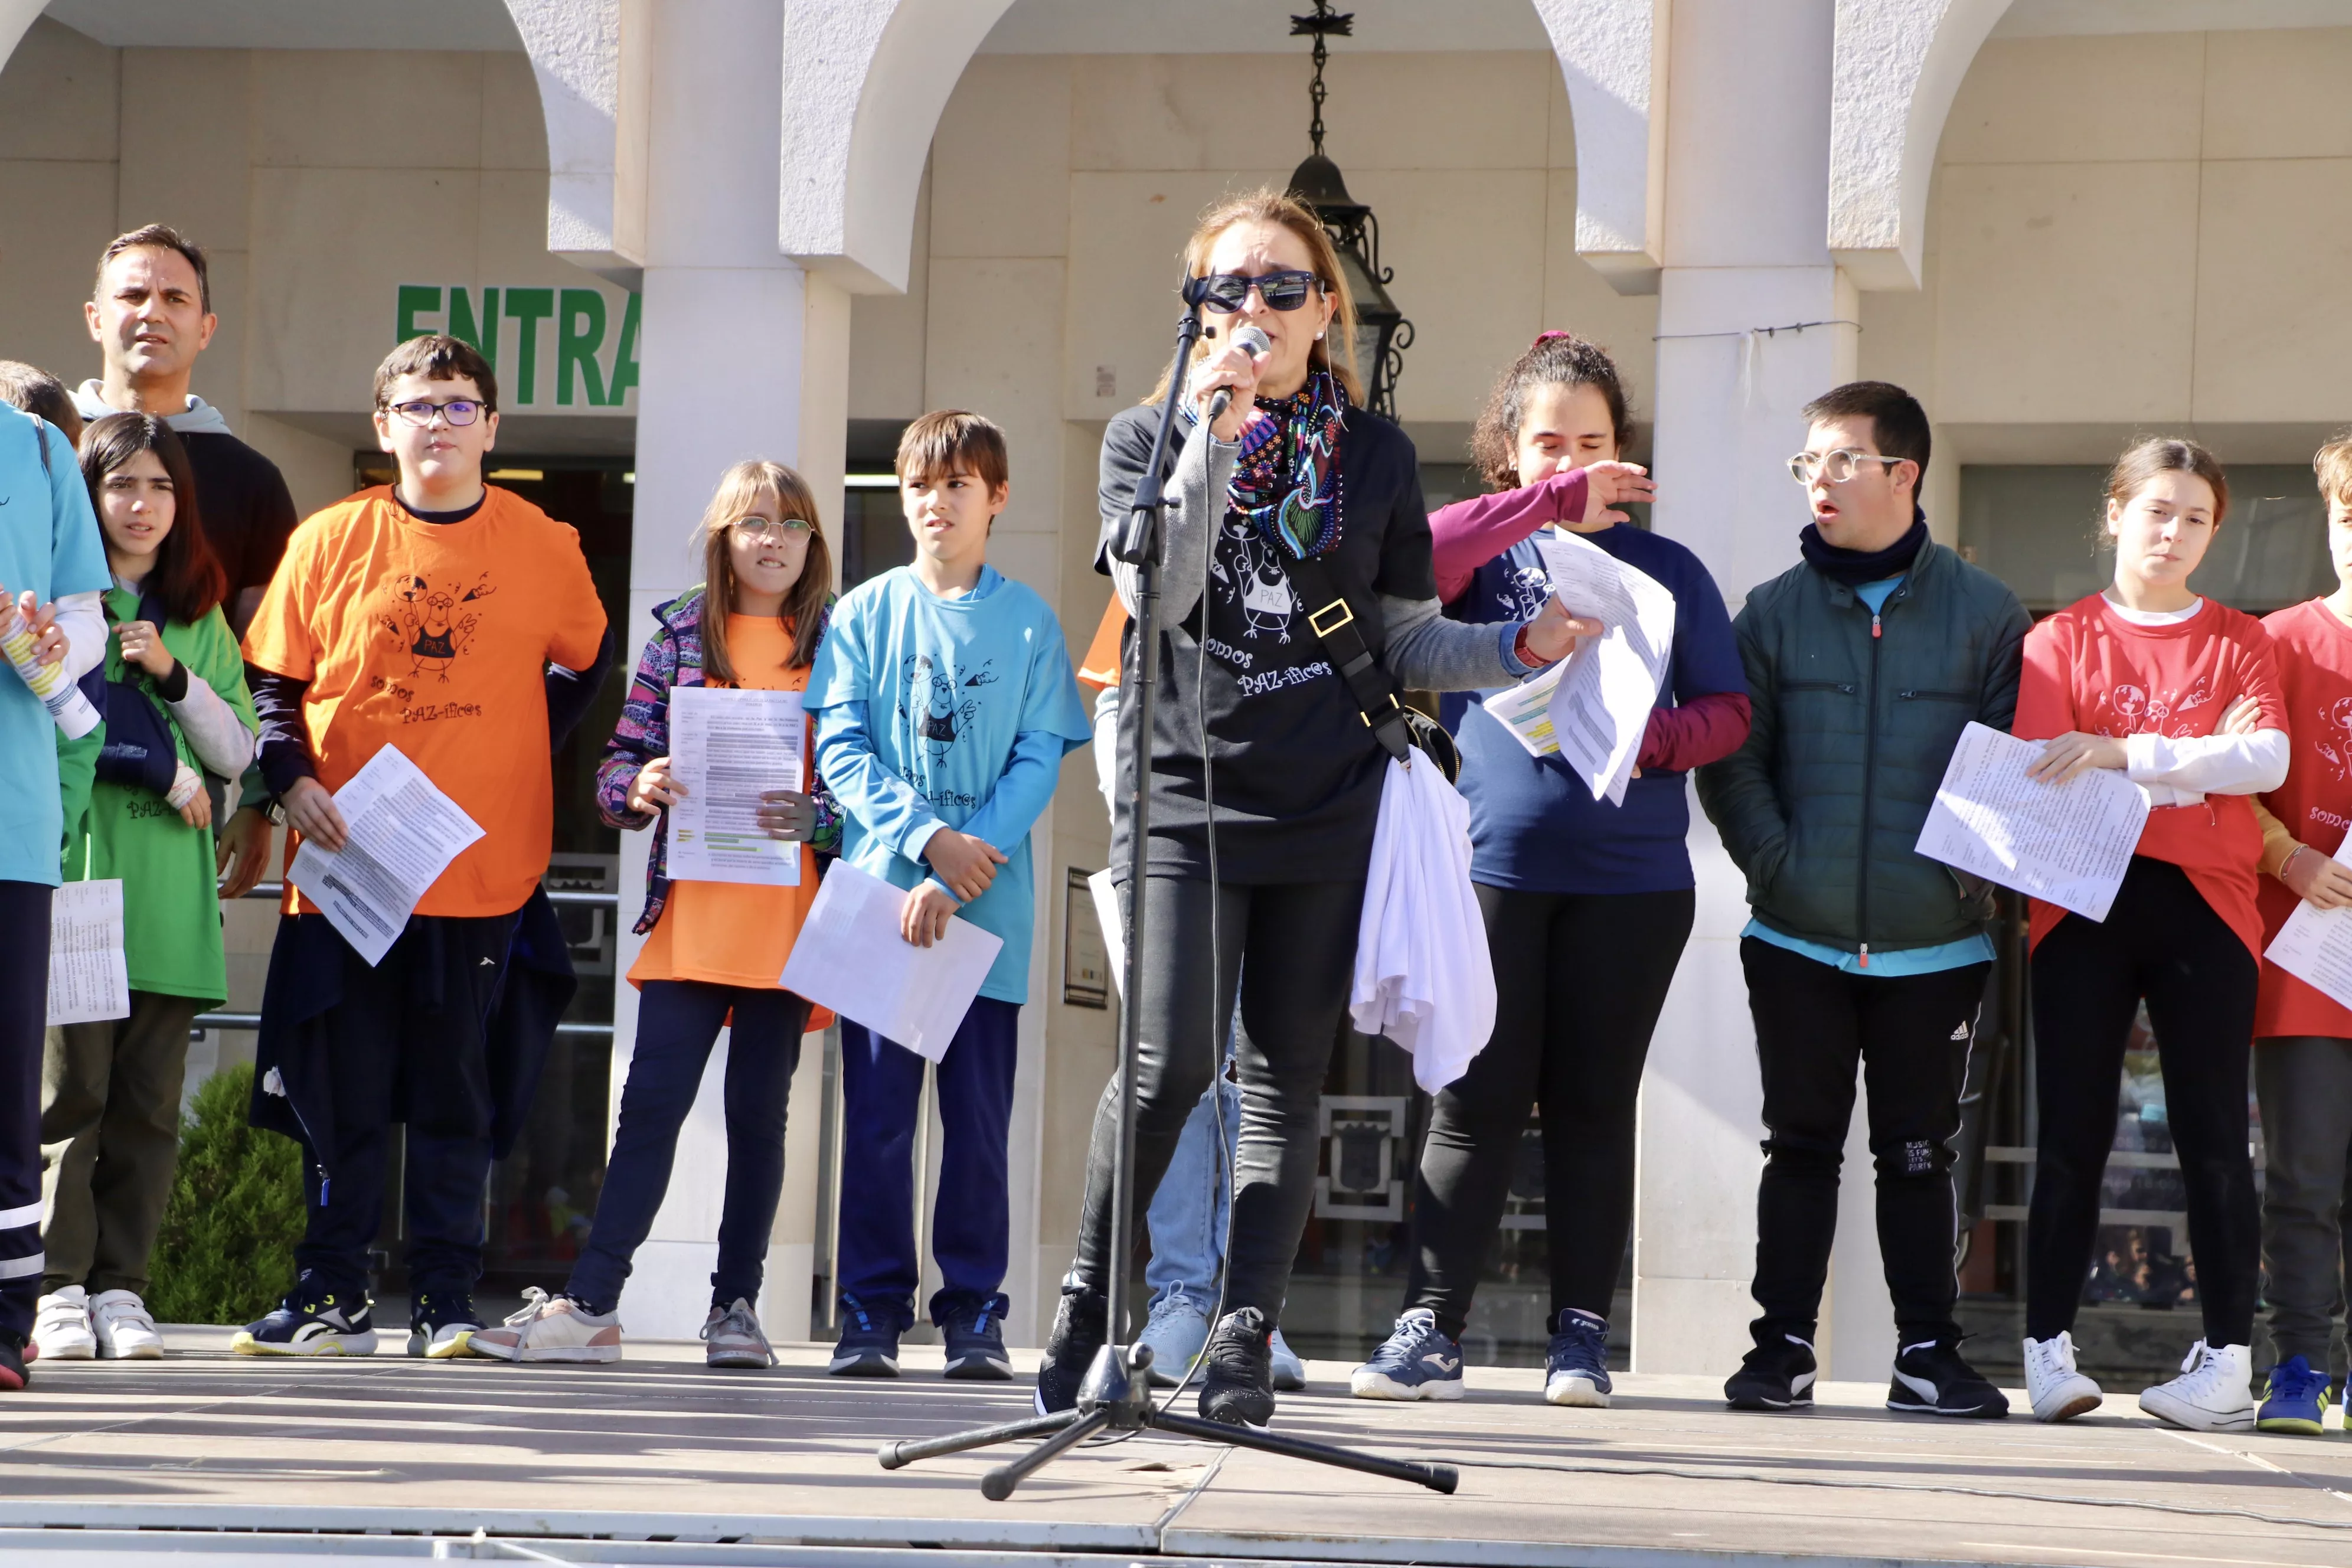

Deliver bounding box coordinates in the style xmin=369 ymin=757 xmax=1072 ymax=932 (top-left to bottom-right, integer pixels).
xmin=146 ymin=1063 xmax=306 ymax=1325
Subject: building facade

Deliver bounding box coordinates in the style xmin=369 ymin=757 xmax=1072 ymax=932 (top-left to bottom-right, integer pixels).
xmin=3 ymin=0 xmax=2344 ymax=1379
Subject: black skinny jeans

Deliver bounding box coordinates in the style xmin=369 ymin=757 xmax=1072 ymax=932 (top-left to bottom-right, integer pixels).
xmin=1070 ymin=874 xmax=1364 ymax=1328
xmin=2028 ymin=855 xmax=2260 ymax=1348
xmin=1405 ymin=885 xmax=1694 ymax=1338
xmin=1743 ymin=937 xmax=1989 ymax=1348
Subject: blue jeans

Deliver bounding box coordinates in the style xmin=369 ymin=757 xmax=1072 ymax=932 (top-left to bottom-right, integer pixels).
xmin=1145 ymin=1076 xmax=1239 ymax=1312
xmin=567 ymin=981 xmax=807 ymax=1313
xmin=836 ymin=997 xmax=1021 ymax=1326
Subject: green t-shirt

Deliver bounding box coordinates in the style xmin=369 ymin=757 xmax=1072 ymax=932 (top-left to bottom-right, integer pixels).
xmin=62 ymin=590 xmax=257 ymax=1003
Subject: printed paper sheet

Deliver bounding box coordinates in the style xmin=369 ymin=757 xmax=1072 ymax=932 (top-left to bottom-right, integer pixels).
xmin=1915 ymin=721 xmax=2149 ymax=921
xmin=779 ymin=860 xmax=1002 ymax=1061
xmin=667 ymin=686 xmax=806 ymax=887
xmin=46 ymin=878 xmax=128 ymax=1026
xmin=287 ymin=745 xmax=486 ymax=966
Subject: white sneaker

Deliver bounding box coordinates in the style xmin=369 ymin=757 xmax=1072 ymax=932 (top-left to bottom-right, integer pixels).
xmin=467 ymin=1288 xmax=622 ymax=1364
xmin=32 ymin=1288 xmax=94 ymax=1361
xmin=89 ymin=1290 xmax=164 ymax=1360
xmin=2139 ymin=1340 xmax=2256 ymax=1432
xmin=2023 ymin=1332 xmax=2101 ymax=1422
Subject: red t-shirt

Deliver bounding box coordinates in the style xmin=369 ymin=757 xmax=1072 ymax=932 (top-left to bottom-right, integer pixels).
xmin=2255 ymin=597 xmax=2352 ymax=1038
xmin=2013 ymin=594 xmax=2285 ymax=959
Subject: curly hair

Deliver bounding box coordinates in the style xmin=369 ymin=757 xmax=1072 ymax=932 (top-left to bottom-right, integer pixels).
xmin=1468 ymin=331 xmax=1634 ymax=491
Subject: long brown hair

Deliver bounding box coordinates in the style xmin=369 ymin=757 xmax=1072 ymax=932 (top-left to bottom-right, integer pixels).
xmin=2103 ymin=436 xmax=2230 ymax=531
xmin=695 ymin=459 xmax=833 ymax=684
xmin=1147 ymin=188 xmax=1362 ymax=407
xmin=79 ymin=411 xmax=225 ymax=625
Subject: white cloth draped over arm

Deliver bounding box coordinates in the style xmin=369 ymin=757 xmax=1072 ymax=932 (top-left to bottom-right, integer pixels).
xmin=169 ymin=669 xmax=258 ymax=778
xmin=2125 ymin=729 xmax=2290 ymax=807
xmin=51 ymin=592 xmax=106 ymax=681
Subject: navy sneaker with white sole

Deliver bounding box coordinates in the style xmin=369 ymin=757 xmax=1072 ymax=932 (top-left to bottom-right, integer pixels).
xmin=407 ymin=1289 xmax=486 ymax=1359
xmin=935 ymin=1290 xmax=1013 ymax=1380
xmin=828 ymin=1293 xmax=903 ymax=1377
xmin=233 ymin=1285 xmax=379 ymax=1357
xmin=1349 ymin=1308 xmax=1465 ymax=1402
xmin=1544 ymin=1309 xmax=1613 ymax=1407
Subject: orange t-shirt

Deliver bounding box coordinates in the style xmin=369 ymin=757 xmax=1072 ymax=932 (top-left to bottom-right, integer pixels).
xmin=2013 ymin=594 xmax=2285 ymax=960
xmin=629 ymin=614 xmax=832 ymax=1027
xmin=242 ymin=485 xmax=607 ymax=919
xmin=1076 ymin=598 xmax=1126 ymax=693
xmin=2255 ymin=597 xmax=2352 ymax=1038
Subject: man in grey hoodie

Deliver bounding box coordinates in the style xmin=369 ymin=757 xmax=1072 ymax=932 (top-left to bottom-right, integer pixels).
xmin=76 ymin=224 xmax=298 ymax=899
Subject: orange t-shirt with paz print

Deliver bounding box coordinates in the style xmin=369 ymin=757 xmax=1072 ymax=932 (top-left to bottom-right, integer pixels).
xmin=243 ymin=485 xmax=607 ymax=919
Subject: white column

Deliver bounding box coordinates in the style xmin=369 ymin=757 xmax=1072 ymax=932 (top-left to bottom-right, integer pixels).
xmin=610 ymin=0 xmax=847 ymax=1342
xmin=1633 ymin=0 xmax=1891 ymax=1381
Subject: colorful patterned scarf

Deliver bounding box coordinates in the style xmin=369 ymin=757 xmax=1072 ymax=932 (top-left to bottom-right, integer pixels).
xmin=1228 ymin=368 xmax=1345 ymax=560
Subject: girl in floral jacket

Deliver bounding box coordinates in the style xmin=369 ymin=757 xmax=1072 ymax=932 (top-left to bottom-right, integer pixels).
xmin=473 ymin=460 xmax=839 ymax=1371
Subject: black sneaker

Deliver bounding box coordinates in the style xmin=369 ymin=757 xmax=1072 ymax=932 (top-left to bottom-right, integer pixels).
xmin=231 ymin=1283 xmax=378 ymax=1357
xmin=1198 ymin=1308 xmax=1276 ymax=1430
xmin=934 ymin=1290 xmax=1012 ymax=1381
xmin=828 ymin=1293 xmax=903 ymax=1377
xmin=407 ymin=1288 xmax=485 ymax=1360
xmin=1035 ymin=1283 xmax=1107 ymax=1413
xmin=0 ymin=1329 xmax=30 ymax=1390
xmin=1726 ymin=1332 xmax=1817 ymax=1411
xmin=1887 ymin=1337 xmax=2010 ymax=1419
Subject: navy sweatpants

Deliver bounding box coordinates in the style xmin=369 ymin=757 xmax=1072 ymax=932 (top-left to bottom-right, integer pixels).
xmin=835 ymin=997 xmax=1020 ymax=1326
xmin=566 ymin=980 xmax=808 ymax=1314
xmin=0 ymin=882 xmax=51 ymax=1339
xmin=288 ymin=912 xmax=517 ymax=1302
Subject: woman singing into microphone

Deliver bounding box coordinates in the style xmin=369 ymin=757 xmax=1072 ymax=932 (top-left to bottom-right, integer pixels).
xmin=1037 ymin=190 xmax=1593 ymax=1427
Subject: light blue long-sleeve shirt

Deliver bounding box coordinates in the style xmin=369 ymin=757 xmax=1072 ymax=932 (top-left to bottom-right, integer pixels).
xmin=808 ymin=564 xmax=1092 ymax=1005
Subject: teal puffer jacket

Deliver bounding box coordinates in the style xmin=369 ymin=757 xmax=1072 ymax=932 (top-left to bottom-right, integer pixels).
xmin=1697 ymin=541 xmax=2030 ymax=958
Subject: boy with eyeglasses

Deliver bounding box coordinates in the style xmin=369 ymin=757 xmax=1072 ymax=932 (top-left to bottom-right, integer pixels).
xmin=1698 ymin=381 xmax=2030 ymax=1418
xmin=233 ymin=334 xmax=609 ymax=1357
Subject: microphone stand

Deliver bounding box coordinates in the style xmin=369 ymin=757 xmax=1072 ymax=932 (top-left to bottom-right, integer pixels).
xmin=874 ymin=279 xmax=1456 ymax=1501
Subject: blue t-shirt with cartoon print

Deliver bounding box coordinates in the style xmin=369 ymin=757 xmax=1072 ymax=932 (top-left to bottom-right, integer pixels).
xmin=808 ymin=564 xmax=1092 ymax=1005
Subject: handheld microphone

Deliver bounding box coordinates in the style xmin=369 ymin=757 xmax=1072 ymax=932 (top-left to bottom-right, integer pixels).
xmin=1206 ymin=325 xmax=1272 ymax=424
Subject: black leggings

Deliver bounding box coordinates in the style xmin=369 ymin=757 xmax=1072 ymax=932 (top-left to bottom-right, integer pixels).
xmin=1070 ymin=874 xmax=1363 ymax=1327
xmin=2028 ymin=856 xmax=2260 ymax=1347
xmin=1404 ymin=885 xmax=1694 ymax=1338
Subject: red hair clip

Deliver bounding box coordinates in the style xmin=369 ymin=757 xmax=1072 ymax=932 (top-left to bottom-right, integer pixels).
xmin=1533 ymin=329 xmax=1571 ymax=345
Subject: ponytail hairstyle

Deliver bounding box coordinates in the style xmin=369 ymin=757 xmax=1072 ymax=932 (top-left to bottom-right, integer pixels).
xmin=2102 ymin=436 xmax=2230 ymax=537
xmin=79 ymin=411 xmax=226 ymax=625
xmin=1469 ymin=330 xmax=1635 ymax=491
xmin=1147 ymin=187 xmax=1362 ymax=407
xmin=694 ymin=459 xmax=834 ymax=684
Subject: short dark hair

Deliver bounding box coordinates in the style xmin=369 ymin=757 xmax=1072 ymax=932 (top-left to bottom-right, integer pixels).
xmin=80 ymin=412 xmax=227 ymax=624
xmin=1801 ymin=380 xmax=1930 ymax=488
xmin=374 ymin=333 xmax=499 ymax=416
xmin=95 ymin=224 xmax=211 ymax=315
xmin=896 ymin=409 xmax=1009 ymax=492
xmin=0 ymin=360 xmax=83 ymax=444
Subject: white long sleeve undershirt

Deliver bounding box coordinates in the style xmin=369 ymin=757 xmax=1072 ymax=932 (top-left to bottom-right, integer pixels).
xmin=52 ymin=592 xmax=105 ymax=681
xmin=2125 ymin=729 xmax=2290 ymax=807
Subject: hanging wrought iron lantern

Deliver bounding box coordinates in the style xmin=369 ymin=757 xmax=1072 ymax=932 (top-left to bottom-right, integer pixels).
xmin=1285 ymin=3 xmax=1413 ymax=420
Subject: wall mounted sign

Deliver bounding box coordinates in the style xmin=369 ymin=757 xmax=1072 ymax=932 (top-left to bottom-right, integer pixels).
xmin=393 ymin=285 xmax=640 ymax=411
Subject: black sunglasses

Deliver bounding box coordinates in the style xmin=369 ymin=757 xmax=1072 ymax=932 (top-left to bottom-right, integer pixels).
xmin=1195 ymin=270 xmax=1321 ymax=313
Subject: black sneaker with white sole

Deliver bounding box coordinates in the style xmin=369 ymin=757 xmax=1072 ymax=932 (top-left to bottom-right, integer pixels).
xmin=1198 ymin=1307 xmax=1276 ymax=1430
xmin=1725 ymin=1332 xmax=1817 ymax=1411
xmin=1034 ymin=1282 xmax=1107 ymax=1414
xmin=1887 ymin=1337 xmax=2010 ymax=1419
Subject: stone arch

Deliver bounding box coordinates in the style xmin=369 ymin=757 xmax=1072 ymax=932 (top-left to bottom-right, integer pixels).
xmin=501 ymin=0 xmax=643 ymax=285
xmin=1533 ymin=0 xmax=1671 ymax=296
xmin=777 ymin=0 xmax=1018 ymax=293
xmin=1828 ymin=0 xmax=2016 ymax=290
